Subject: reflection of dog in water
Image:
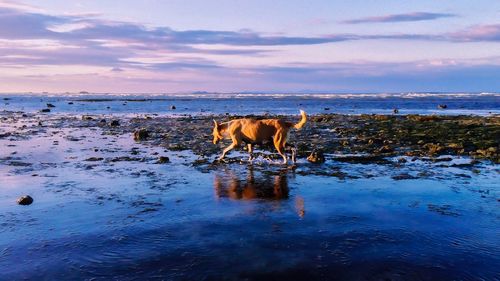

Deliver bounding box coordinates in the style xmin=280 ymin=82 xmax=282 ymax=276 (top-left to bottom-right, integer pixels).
xmin=213 ymin=167 xmax=289 ymax=200
xmin=212 ymin=110 xmax=307 ymax=164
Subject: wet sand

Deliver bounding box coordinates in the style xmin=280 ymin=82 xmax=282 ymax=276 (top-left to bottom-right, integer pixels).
xmin=0 ymin=110 xmax=499 ymax=280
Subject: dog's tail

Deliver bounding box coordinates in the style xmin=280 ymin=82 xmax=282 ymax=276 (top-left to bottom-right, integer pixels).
xmin=293 ymin=110 xmax=307 ymax=130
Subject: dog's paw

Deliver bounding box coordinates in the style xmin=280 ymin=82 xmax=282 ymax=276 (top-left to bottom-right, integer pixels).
xmin=216 ymin=158 xmax=228 ymax=164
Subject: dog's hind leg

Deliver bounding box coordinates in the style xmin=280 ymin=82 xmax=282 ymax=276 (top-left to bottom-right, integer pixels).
xmin=247 ymin=143 xmax=254 ymax=161
xmin=273 ymin=133 xmax=288 ymax=164
xmin=291 ymin=145 xmax=297 ymax=164
xmin=285 ymin=142 xmax=297 ymax=163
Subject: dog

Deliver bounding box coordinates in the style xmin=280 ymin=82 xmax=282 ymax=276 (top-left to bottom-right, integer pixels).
xmin=212 ymin=110 xmax=306 ymax=164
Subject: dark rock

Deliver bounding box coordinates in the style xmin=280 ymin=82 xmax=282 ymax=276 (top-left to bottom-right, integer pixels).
xmin=170 ymin=105 xmax=176 ymax=110
xmin=377 ymin=145 xmax=393 ymax=153
xmin=307 ymin=149 xmax=325 ymax=163
xmin=46 ymin=103 xmax=55 ymax=108
xmin=82 ymin=115 xmax=93 ymax=120
xmin=68 ymin=102 xmax=74 ymax=105
xmin=324 ymin=107 xmax=330 ymax=111
xmin=367 ymin=138 xmax=383 ymax=146
xmin=109 ymin=156 xmax=142 ymax=162
xmin=17 ymin=195 xmax=33 ymax=205
xmin=110 ymin=120 xmax=120 ymax=127
xmin=168 ymin=144 xmax=188 ymax=151
xmin=424 ymin=143 xmax=445 ymax=155
xmin=157 ymin=156 xmax=170 ymax=164
xmin=332 ymin=155 xmax=390 ymax=164
xmin=397 ymin=157 xmax=407 ymax=163
xmin=392 ymin=173 xmax=418 ymax=180
xmin=0 ymin=132 xmax=11 ymax=138
xmin=85 ymin=157 xmax=104 ymax=161
xmin=393 ymin=108 xmax=399 ymax=114
xmin=8 ymin=161 xmax=31 ymax=167
xmin=447 ymin=143 xmax=463 ymax=149
xmin=40 ymin=108 xmax=51 ymax=113
xmin=133 ymin=128 xmax=149 ymax=141
xmin=431 ymin=157 xmax=453 ymax=162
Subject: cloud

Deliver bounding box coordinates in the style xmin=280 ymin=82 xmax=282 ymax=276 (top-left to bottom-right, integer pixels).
xmin=0 ymin=2 xmax=499 ymax=92
xmin=0 ymin=5 xmax=437 ymax=49
xmin=0 ymin=0 xmax=43 ymax=13
xmin=0 ymin=5 xmax=350 ymax=46
xmin=0 ymin=4 xmax=496 ymax=56
xmin=3 ymin=60 xmax=499 ymax=93
xmin=342 ymin=12 xmax=456 ymax=24
xmin=448 ymin=24 xmax=500 ymax=42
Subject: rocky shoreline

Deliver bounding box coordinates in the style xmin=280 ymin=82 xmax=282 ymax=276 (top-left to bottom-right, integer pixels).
xmin=1 ymin=111 xmax=499 ymax=164
xmin=122 ymin=113 xmax=500 ymax=164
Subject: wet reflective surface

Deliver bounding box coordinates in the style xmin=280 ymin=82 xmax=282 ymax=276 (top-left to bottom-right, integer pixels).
xmin=214 ymin=166 xmax=290 ymax=200
xmin=0 ymin=111 xmax=499 ymax=280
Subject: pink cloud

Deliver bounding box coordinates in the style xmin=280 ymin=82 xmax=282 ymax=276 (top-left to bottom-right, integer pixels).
xmin=448 ymin=24 xmax=500 ymax=41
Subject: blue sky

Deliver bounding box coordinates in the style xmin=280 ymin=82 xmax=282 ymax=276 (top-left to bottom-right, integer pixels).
xmin=0 ymin=0 xmax=499 ymax=93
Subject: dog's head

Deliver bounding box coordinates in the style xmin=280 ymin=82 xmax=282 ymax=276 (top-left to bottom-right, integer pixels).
xmin=212 ymin=120 xmax=223 ymax=144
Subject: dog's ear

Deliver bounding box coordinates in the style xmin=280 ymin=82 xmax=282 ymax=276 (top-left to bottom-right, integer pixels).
xmin=213 ymin=119 xmax=218 ymax=129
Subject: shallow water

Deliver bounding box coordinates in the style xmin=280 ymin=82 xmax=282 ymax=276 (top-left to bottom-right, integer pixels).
xmin=0 ymin=105 xmax=499 ymax=280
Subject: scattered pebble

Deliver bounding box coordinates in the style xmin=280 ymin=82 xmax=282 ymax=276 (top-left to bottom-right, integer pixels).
xmin=157 ymin=156 xmax=170 ymax=164
xmin=133 ymin=128 xmax=150 ymax=141
xmin=307 ymin=149 xmax=325 ymax=163
xmin=17 ymin=195 xmax=34 ymax=205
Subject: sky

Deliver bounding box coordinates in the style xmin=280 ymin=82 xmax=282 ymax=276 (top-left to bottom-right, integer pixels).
xmin=0 ymin=0 xmax=499 ymax=93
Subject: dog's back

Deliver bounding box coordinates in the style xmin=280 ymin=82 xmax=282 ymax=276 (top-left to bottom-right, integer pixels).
xmin=224 ymin=118 xmax=280 ymax=143
xmin=226 ymin=111 xmax=306 ymax=141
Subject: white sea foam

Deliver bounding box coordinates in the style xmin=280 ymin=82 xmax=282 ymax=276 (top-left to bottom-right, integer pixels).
xmin=2 ymin=91 xmax=498 ymax=99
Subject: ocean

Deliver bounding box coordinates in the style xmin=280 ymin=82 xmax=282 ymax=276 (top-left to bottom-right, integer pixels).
xmin=1 ymin=92 xmax=499 ymax=116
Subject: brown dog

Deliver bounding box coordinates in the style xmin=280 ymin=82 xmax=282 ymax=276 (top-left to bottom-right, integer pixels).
xmin=212 ymin=110 xmax=306 ymax=164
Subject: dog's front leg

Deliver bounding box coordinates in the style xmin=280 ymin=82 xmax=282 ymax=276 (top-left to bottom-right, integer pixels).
xmin=218 ymin=133 xmax=242 ymax=161
xmin=218 ymin=143 xmax=236 ymax=161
